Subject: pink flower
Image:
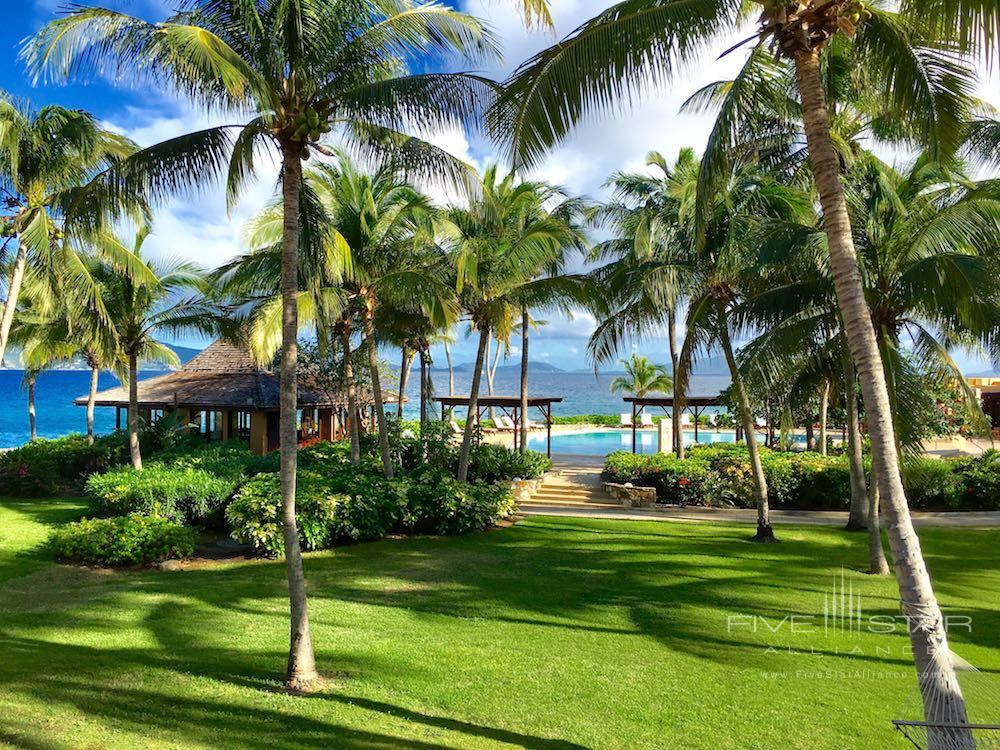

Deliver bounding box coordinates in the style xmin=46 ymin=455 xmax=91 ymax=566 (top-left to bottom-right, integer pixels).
xmin=17 ymin=465 xmax=28 ymax=478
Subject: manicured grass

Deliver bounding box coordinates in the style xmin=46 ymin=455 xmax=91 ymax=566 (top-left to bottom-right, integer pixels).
xmin=0 ymin=497 xmax=997 ymax=749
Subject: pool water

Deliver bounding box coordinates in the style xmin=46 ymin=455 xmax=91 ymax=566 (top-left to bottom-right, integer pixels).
xmin=525 ymin=428 xmax=803 ymax=456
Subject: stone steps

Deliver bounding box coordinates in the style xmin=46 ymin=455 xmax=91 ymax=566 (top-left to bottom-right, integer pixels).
xmin=517 ymin=468 xmax=622 ymax=509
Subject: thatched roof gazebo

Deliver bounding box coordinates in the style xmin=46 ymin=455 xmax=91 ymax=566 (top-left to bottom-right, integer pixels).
xmin=76 ymin=339 xmax=396 ymax=454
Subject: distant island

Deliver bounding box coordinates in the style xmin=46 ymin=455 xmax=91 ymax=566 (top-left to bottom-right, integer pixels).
xmin=0 ymin=342 xmax=201 ymax=372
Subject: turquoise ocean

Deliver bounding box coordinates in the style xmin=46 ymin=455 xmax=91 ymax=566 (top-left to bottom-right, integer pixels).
xmin=0 ymin=368 xmax=731 ymax=449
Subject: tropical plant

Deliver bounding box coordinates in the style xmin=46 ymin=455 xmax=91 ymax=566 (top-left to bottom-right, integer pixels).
xmin=29 ymin=0 xmax=501 ymax=687
xmin=442 ymin=165 xmax=588 ymax=479
xmin=609 ymin=354 xmax=672 ymax=398
xmin=0 ymin=95 xmax=141 ymax=364
xmin=491 ymin=0 xmax=999 ymax=724
xmin=225 ymin=155 xmax=457 ymax=478
xmin=90 ymin=227 xmax=214 ymax=470
xmin=589 ymin=149 xmax=694 ymax=455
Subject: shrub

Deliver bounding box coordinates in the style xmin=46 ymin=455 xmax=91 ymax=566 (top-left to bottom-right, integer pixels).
xmin=226 ymin=472 xmax=343 ymax=556
xmin=467 ymin=444 xmax=551 ymax=483
xmin=50 ymin=514 xmax=196 ymax=566
xmin=323 ymin=465 xmax=408 ymax=541
xmin=603 ymin=451 xmax=711 ymax=505
xmin=85 ymin=464 xmax=236 ymax=527
xmin=153 ymin=440 xmax=279 ymax=478
xmin=552 ymin=414 xmax=621 ymax=427
xmin=604 ymin=445 xmax=852 ymax=509
xmin=407 ymin=468 xmax=515 ymax=534
xmin=0 ymin=433 xmax=127 ymax=496
xmin=947 ymin=453 xmax=1000 ymax=510
xmin=902 ymin=458 xmax=964 ymax=509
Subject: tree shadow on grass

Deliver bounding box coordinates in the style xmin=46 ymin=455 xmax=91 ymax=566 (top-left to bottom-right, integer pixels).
xmin=0 ymin=632 xmax=590 ymax=750
xmin=1 ymin=512 xmax=996 ymax=748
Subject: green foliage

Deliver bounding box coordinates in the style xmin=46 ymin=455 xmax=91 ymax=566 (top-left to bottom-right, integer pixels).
xmin=49 ymin=514 xmax=195 ymax=567
xmin=552 ymin=414 xmax=622 ymax=426
xmin=0 ymin=433 xmax=128 ymax=496
xmin=933 ymin=452 xmax=1000 ymax=511
xmin=85 ymin=464 xmax=235 ymax=528
xmin=604 ymin=444 xmax=996 ymax=511
xmin=406 ymin=468 xmax=516 ymax=535
xmin=466 ymin=443 xmax=551 ymax=482
xmin=225 ymin=472 xmax=343 ymax=557
xmin=602 ymin=451 xmax=711 ymax=505
xmin=155 ymin=440 xmax=280 ymax=478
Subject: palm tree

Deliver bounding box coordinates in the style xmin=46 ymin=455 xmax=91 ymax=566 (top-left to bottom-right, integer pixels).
xmin=513 ymin=313 xmax=546 ymax=450
xmin=227 ymin=156 xmax=456 ymax=478
xmin=443 ymin=165 xmax=587 ymax=480
xmin=609 ymin=354 xmax=672 ymax=398
xmin=589 ymin=149 xmax=696 ymax=457
xmin=0 ymin=95 xmax=140 ymax=364
xmin=9 ymin=275 xmax=120 ymax=444
xmin=94 ymin=227 xmax=214 ymax=470
xmin=491 ymin=2 xmax=997 ymax=724
xmin=31 ymin=0 xmax=500 ymax=686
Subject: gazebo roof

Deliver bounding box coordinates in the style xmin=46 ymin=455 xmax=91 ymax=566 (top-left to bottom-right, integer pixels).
xmin=76 ymin=339 xmax=396 ymax=410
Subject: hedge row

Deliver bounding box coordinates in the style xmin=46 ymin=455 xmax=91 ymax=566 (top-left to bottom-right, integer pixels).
xmin=0 ymin=434 xmax=129 ymax=497
xmin=603 ymin=444 xmax=1000 ymax=511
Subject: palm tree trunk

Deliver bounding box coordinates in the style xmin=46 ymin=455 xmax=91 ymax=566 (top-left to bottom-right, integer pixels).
xmin=867 ymin=470 xmax=891 ymax=576
xmin=362 ymin=302 xmax=393 ymax=479
xmin=278 ymin=143 xmax=318 ymax=691
xmin=339 ymin=323 xmax=361 ymax=465
xmin=127 ymin=354 xmax=142 ymax=470
xmin=717 ymin=303 xmax=774 ymax=542
xmin=87 ymin=364 xmax=99 ymax=445
xmin=795 ymin=49 xmax=969 ymax=734
xmin=419 ymin=347 xmax=429 ymax=430
xmin=485 ymin=333 xmax=498 ymax=423
xmin=444 ymin=341 xmax=454 ymax=397
xmin=519 ymin=305 xmax=529 ymax=453
xmin=457 ymin=325 xmax=489 ymax=482
xmin=843 ymin=353 xmax=867 ymax=530
xmin=668 ymin=306 xmax=684 ymax=458
xmin=397 ymin=347 xmax=413 ymax=419
xmin=818 ymin=381 xmax=829 ymax=456
xmin=27 ymin=373 xmax=37 ymax=441
xmin=0 ymin=243 xmax=28 ymax=365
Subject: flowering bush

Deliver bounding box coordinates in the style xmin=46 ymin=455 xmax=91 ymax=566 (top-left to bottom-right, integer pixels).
xmin=0 ymin=434 xmax=128 ymax=496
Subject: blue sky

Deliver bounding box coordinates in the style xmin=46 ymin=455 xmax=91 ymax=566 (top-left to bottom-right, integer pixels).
xmin=4 ymin=0 xmax=999 ymax=373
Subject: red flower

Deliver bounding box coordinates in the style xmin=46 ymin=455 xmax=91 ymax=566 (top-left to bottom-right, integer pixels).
xmin=678 ymin=477 xmax=690 ymax=487
xmin=17 ymin=464 xmax=28 ymax=478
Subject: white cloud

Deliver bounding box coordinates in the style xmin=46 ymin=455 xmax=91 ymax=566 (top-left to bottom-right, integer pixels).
xmin=104 ymin=99 xmax=279 ymax=271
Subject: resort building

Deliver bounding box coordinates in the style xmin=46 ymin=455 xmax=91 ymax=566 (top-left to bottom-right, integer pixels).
xmin=76 ymin=340 xmax=395 ymax=454
xmin=969 ymin=376 xmax=1000 ymax=432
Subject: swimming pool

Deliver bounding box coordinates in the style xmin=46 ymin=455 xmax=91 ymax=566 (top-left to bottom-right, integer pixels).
xmin=525 ymin=428 xmax=802 ymax=456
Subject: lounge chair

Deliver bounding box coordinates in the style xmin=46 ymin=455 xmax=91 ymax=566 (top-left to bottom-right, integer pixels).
xmin=450 ymin=420 xmax=463 ymax=435
xmin=497 ymin=415 xmax=515 ymax=431
xmin=707 ymin=413 xmax=717 ymax=426
xmin=639 ymin=413 xmax=654 ymax=428
xmin=680 ymin=413 xmax=692 ymax=427
xmin=620 ymin=413 xmax=633 ymax=428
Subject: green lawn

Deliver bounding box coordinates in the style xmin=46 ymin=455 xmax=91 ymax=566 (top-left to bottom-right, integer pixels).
xmin=1 ymin=497 xmax=997 ymax=750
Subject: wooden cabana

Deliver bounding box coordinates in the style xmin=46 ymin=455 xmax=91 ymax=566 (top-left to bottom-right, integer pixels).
xmin=434 ymin=395 xmax=562 ymax=457
xmin=76 ymin=340 xmax=394 ymax=455
xmin=623 ymin=395 xmax=728 ymax=454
